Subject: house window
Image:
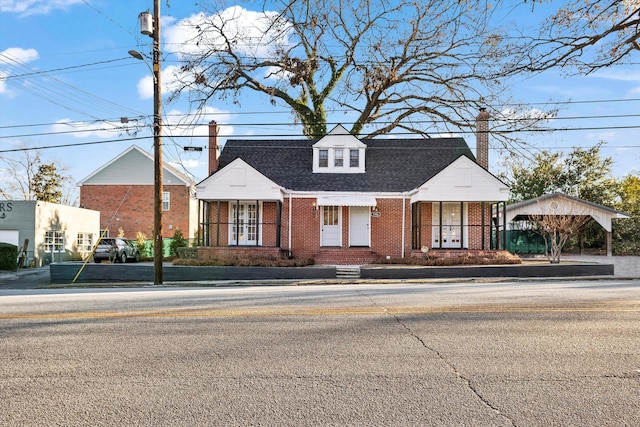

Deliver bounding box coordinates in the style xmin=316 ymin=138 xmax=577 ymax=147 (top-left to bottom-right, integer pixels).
xmin=350 ymin=149 xmax=359 ymax=167
xmin=162 ymin=191 xmax=170 ymax=211
xmin=334 ymin=149 xmax=343 ymax=167
xmin=76 ymin=233 xmax=93 ymax=253
xmin=44 ymin=231 xmax=64 ymax=252
xmin=319 ymin=149 xmax=329 ymax=167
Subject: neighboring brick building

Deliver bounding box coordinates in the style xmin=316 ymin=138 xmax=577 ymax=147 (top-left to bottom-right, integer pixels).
xmin=78 ymin=145 xmax=198 ymax=240
xmin=196 ymin=119 xmax=510 ymax=265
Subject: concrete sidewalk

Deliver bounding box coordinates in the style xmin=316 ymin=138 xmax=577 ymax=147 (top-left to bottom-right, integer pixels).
xmin=560 ymin=255 xmax=639 ymax=278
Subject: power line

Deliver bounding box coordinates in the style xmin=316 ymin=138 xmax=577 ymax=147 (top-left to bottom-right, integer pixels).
xmin=1 ymin=57 xmax=132 ymax=80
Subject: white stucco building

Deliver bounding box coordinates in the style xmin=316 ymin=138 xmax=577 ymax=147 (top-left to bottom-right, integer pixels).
xmin=0 ymin=200 xmax=100 ymax=266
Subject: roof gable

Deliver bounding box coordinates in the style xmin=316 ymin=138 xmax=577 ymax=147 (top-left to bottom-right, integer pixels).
xmin=78 ymin=145 xmax=194 ymax=186
xmin=411 ymin=156 xmax=509 ymax=202
xmin=312 ymin=125 xmax=366 ymax=149
xmin=197 ymin=158 xmax=283 ymax=201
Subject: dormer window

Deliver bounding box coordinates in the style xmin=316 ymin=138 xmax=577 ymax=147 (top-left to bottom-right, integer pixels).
xmin=312 ymin=124 xmax=366 ymax=174
xmin=350 ymin=149 xmax=359 ymax=167
xmin=319 ymin=149 xmax=328 ymax=167
xmin=334 ymin=149 xmax=343 ymax=167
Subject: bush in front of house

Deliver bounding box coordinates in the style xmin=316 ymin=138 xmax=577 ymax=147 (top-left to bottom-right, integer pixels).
xmin=168 ymin=229 xmax=189 ymax=257
xmin=173 ymin=255 xmax=315 ymax=267
xmin=377 ymin=250 xmax=522 ymax=266
xmin=0 ymin=242 xmax=18 ymax=271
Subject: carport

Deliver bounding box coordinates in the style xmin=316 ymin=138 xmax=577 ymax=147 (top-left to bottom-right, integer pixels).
xmin=504 ymin=193 xmax=630 ymax=256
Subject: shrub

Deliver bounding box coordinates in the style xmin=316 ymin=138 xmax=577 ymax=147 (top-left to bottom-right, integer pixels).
xmin=377 ymin=250 xmax=522 ymax=266
xmin=0 ymin=242 xmax=18 ymax=271
xmin=173 ymin=255 xmax=314 ymax=267
xmin=168 ymin=229 xmax=188 ymax=257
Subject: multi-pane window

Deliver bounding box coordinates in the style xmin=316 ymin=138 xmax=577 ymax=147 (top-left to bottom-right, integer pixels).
xmin=162 ymin=191 xmax=170 ymax=211
xmin=231 ymin=203 xmax=258 ymax=245
xmin=350 ymin=149 xmax=359 ymax=167
xmin=319 ymin=149 xmax=329 ymax=167
xmin=323 ymin=205 xmax=339 ymax=226
xmin=334 ymin=149 xmax=343 ymax=167
xmin=44 ymin=231 xmax=64 ymax=252
xmin=76 ymin=233 xmax=93 ymax=253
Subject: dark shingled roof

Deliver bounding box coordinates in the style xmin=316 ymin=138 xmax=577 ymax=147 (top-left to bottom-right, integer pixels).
xmin=216 ymin=137 xmax=475 ymax=192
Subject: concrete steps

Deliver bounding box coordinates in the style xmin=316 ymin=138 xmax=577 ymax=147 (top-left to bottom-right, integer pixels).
xmin=335 ymin=266 xmax=361 ymax=279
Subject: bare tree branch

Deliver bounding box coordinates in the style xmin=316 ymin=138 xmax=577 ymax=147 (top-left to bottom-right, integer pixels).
xmin=168 ymin=0 xmax=552 ymax=148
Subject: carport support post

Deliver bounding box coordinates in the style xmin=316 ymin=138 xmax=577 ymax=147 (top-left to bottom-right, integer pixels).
xmin=502 ymin=201 xmax=507 ymax=251
xmin=606 ymin=231 xmax=613 ymax=257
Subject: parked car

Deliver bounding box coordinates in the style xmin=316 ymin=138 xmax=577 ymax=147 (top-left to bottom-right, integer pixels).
xmin=94 ymin=238 xmax=140 ymax=263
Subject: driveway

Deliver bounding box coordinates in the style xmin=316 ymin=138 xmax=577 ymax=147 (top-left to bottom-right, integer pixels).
xmin=562 ymin=255 xmax=639 ymax=278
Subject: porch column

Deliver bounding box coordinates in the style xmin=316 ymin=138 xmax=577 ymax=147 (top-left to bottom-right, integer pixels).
xmin=197 ymin=200 xmax=203 ymax=246
xmin=438 ymin=201 xmax=443 ymax=249
xmin=460 ymin=201 xmax=464 ymax=249
xmin=502 ymin=201 xmax=507 ymax=251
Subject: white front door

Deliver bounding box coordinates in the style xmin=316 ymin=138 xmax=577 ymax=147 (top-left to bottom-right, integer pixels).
xmin=349 ymin=206 xmax=370 ymax=247
xmin=230 ymin=203 xmax=259 ymax=245
xmin=432 ymin=203 xmax=464 ymax=248
xmin=321 ymin=206 xmax=341 ymax=246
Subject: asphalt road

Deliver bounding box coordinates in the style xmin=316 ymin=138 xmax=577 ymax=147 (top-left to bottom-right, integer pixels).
xmin=1 ymin=281 xmax=639 ymax=426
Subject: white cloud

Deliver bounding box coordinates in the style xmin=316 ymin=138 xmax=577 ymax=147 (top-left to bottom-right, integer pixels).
xmin=0 ymin=0 xmax=84 ymax=16
xmin=589 ymin=69 xmax=640 ymax=82
xmin=135 ymin=65 xmax=191 ymax=100
xmin=164 ymin=6 xmax=292 ymax=60
xmin=0 ymin=47 xmax=39 ymax=95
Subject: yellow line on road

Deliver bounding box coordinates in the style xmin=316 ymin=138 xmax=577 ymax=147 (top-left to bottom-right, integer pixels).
xmin=2 ymin=302 xmax=639 ymax=320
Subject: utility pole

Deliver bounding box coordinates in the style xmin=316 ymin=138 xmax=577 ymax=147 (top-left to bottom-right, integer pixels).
xmin=135 ymin=2 xmax=163 ymax=285
xmin=152 ymin=0 xmax=163 ymax=285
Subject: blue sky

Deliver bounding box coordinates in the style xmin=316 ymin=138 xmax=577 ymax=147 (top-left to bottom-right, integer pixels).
xmin=1 ymin=0 xmax=639 ymax=201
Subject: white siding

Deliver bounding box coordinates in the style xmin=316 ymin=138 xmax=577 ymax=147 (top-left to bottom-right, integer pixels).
xmin=196 ymin=158 xmax=283 ymax=201
xmin=411 ymin=156 xmax=509 ymax=203
xmin=79 ymin=146 xmax=191 ymax=186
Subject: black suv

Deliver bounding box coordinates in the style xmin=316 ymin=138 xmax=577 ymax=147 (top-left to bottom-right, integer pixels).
xmin=94 ymin=238 xmax=140 ymax=263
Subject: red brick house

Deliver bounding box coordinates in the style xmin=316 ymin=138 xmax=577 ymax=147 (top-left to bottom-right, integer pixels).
xmin=196 ymin=117 xmax=510 ymax=265
xmin=79 ymin=145 xmax=198 ymax=240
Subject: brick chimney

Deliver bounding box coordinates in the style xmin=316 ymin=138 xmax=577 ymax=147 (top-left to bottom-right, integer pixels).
xmin=475 ymin=108 xmax=490 ymax=170
xmin=208 ymin=120 xmax=220 ymax=175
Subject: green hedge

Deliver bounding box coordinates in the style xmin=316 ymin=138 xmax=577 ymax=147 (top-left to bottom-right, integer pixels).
xmin=0 ymin=242 xmax=18 ymax=271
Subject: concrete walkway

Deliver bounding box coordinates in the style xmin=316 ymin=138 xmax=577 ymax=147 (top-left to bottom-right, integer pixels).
xmin=561 ymin=255 xmax=639 ymax=278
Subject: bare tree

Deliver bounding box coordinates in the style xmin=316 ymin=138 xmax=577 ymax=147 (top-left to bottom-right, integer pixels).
xmin=169 ymin=0 xmax=552 ymax=144
xmin=509 ymin=1 xmax=640 ymax=74
xmin=529 ymin=201 xmax=593 ymax=263
xmin=0 ymin=149 xmax=41 ymax=200
xmin=0 ymin=148 xmax=76 ymax=205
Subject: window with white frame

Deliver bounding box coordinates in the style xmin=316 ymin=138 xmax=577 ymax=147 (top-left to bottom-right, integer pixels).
xmin=350 ymin=149 xmax=359 ymax=167
xmin=319 ymin=149 xmax=329 ymax=167
xmin=334 ymin=149 xmax=344 ymax=167
xmin=162 ymin=191 xmax=170 ymax=211
xmin=44 ymin=231 xmax=64 ymax=252
xmin=76 ymin=233 xmax=93 ymax=253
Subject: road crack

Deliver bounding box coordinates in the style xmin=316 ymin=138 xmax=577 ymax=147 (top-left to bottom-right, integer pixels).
xmin=387 ymin=308 xmax=517 ymax=426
